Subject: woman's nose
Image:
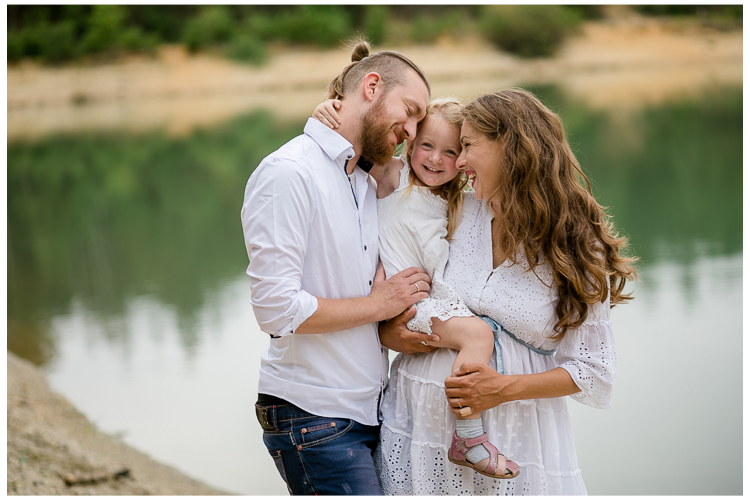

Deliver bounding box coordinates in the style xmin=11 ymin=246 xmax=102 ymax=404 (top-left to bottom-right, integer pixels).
xmin=456 ymin=153 xmax=467 ymax=171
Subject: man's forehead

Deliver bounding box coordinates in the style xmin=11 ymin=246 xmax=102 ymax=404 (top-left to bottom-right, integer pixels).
xmin=402 ymin=73 xmax=429 ymax=112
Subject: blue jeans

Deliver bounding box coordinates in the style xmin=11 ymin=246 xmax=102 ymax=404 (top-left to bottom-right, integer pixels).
xmin=256 ymin=401 xmax=382 ymax=495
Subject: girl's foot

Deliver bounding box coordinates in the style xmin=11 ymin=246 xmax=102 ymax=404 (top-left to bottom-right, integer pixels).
xmin=448 ymin=431 xmax=520 ymax=479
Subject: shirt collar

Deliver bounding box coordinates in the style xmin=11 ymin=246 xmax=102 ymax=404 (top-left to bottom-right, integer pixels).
xmin=304 ymin=118 xmax=355 ymax=163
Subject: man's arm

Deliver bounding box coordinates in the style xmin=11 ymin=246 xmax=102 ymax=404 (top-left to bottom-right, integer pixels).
xmin=378 ymin=305 xmax=440 ymax=354
xmin=243 ymin=157 xmax=433 ymax=337
xmin=296 ymin=264 xmax=431 ymax=334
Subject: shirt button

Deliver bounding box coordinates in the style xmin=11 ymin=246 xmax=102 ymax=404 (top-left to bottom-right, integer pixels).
xmin=369 ymin=280 xmax=372 ymax=285
xmin=364 ymin=245 xmax=367 ymax=251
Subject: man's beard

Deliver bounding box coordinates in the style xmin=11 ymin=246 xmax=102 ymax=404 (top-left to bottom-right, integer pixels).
xmin=359 ymin=99 xmax=403 ymax=165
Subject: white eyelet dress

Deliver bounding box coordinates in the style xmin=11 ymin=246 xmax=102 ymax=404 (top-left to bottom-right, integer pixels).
xmin=377 ymin=191 xmax=617 ymax=496
xmin=377 ymin=159 xmax=475 ymax=333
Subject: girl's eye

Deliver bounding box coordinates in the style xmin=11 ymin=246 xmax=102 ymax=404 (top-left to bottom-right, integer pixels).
xmin=422 ymin=142 xmax=432 ymax=149
xmin=445 ymin=149 xmax=457 ymax=157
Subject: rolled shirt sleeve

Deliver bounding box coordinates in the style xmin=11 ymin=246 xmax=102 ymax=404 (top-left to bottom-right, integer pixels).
xmin=241 ymin=157 xmax=319 ymax=337
xmin=555 ymin=297 xmax=617 ymax=409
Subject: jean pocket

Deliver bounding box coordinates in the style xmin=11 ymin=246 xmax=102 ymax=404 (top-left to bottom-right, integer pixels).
xmin=298 ymin=417 xmax=352 ymax=446
xmin=268 ymin=449 xmax=292 ymax=494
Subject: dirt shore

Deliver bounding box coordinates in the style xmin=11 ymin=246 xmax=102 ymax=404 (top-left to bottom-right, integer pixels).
xmin=7 ymin=9 xmax=742 ymax=142
xmin=7 ymin=352 xmax=227 ymax=495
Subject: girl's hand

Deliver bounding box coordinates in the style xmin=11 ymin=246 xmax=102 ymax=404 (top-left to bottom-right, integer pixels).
xmin=312 ymin=99 xmax=342 ymax=129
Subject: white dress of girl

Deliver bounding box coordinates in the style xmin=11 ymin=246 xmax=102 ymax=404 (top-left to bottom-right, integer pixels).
xmin=377 ymin=159 xmax=475 ymax=333
xmin=378 ymin=192 xmax=617 ymax=496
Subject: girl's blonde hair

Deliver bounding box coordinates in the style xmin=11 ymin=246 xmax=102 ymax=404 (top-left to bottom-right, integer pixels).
xmin=404 ymin=97 xmax=467 ymax=240
xmin=462 ymin=89 xmax=637 ymax=339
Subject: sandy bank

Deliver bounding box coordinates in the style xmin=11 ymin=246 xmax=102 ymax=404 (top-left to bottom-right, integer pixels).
xmin=7 ymin=10 xmax=742 ymax=142
xmin=7 ymin=352 xmax=227 ymax=495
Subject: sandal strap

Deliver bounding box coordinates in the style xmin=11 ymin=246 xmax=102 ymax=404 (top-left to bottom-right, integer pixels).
xmin=462 ymin=433 xmax=489 ymax=448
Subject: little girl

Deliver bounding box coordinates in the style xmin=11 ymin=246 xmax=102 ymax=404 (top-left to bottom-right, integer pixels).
xmin=314 ymin=97 xmax=520 ymax=480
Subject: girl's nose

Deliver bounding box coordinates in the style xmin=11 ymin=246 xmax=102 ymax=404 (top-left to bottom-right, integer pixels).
xmin=429 ymin=151 xmax=441 ymax=164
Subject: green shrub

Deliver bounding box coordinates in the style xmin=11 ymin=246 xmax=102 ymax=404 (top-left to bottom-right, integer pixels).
xmin=8 ymin=31 xmax=24 ymax=62
xmin=363 ymin=5 xmax=389 ymax=45
xmin=7 ymin=20 xmax=78 ymax=63
xmin=270 ymin=5 xmax=353 ymax=47
xmin=79 ymin=5 xmax=128 ymax=54
xmin=37 ymin=20 xmax=77 ymax=62
xmin=182 ymin=6 xmax=235 ymax=52
xmin=225 ymin=34 xmax=267 ymax=66
xmin=480 ymin=5 xmax=581 ymax=58
xmin=119 ymin=26 xmax=159 ymax=53
xmin=565 ymin=5 xmax=605 ymax=20
xmin=411 ymin=9 xmax=467 ymax=43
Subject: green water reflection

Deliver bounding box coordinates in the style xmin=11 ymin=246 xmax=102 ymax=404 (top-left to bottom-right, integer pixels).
xmin=7 ymin=86 xmax=742 ymax=367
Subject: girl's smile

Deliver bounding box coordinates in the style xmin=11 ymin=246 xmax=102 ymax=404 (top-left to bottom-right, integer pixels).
xmin=409 ymin=115 xmax=462 ymax=190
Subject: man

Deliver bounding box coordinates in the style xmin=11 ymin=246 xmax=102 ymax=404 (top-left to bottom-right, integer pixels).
xmin=241 ymin=44 xmax=437 ymax=495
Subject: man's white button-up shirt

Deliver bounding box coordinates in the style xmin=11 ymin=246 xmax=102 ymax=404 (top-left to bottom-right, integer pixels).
xmin=241 ymin=118 xmax=386 ymax=426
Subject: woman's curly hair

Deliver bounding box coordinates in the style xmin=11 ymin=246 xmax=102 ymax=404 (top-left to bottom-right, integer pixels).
xmin=462 ymin=88 xmax=637 ymax=339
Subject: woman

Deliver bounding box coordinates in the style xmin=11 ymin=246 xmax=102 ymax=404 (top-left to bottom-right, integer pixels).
xmin=378 ymin=89 xmax=636 ymax=495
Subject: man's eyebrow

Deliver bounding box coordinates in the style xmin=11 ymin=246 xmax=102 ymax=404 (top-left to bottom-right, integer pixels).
xmin=405 ymin=98 xmax=425 ymax=117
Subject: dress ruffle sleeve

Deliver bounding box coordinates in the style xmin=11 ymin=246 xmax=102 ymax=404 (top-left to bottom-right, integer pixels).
xmin=554 ymin=296 xmax=617 ymax=409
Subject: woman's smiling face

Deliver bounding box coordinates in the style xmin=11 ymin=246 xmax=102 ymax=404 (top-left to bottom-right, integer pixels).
xmin=408 ymin=115 xmax=462 ymax=189
xmin=456 ymin=122 xmax=505 ymax=201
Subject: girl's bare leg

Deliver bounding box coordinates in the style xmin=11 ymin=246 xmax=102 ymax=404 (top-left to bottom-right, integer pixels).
xmin=426 ymin=316 xmax=494 ymax=421
xmin=426 ymin=316 xmax=512 ymax=472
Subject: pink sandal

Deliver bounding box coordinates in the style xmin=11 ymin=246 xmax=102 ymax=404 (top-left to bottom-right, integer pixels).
xmin=448 ymin=431 xmax=520 ymax=479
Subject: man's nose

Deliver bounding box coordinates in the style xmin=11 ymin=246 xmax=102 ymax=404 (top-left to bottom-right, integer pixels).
xmin=404 ymin=118 xmax=418 ymax=141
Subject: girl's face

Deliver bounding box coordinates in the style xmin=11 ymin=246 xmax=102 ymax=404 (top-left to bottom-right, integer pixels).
xmin=456 ymin=122 xmax=504 ymax=201
xmin=408 ymin=115 xmax=462 ymax=189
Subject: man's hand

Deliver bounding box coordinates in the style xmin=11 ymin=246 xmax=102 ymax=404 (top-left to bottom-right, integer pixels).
xmin=368 ymin=265 xmax=431 ymax=323
xmin=379 ymin=305 xmax=440 ymax=354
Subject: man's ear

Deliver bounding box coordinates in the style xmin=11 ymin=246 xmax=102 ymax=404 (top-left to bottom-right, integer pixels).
xmin=362 ymin=72 xmax=381 ymax=102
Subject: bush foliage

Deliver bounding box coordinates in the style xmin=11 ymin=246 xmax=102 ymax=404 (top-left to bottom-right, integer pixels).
xmin=7 ymin=5 xmax=735 ymax=65
xmin=480 ymin=5 xmax=582 ymax=58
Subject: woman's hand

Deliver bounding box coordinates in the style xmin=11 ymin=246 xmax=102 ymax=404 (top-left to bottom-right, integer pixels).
xmin=444 ymin=363 xmax=516 ymax=415
xmin=445 ymin=364 xmax=581 ymax=416
xmin=312 ymin=99 xmax=342 ymax=129
xmin=378 ymin=304 xmax=440 ymax=355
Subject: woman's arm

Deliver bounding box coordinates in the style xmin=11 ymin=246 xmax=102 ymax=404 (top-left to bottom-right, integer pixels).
xmin=444 ymin=363 xmax=580 ymax=416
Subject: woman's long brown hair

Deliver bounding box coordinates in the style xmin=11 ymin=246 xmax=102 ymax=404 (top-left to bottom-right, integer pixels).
xmin=463 ymin=89 xmax=637 ymax=339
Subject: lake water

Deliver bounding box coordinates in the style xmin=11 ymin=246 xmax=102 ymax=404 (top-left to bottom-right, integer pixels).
xmin=7 ymin=84 xmax=742 ymax=495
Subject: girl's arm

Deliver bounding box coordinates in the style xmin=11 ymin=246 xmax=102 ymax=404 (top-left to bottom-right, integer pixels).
xmin=312 ymin=99 xmax=342 ymax=129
